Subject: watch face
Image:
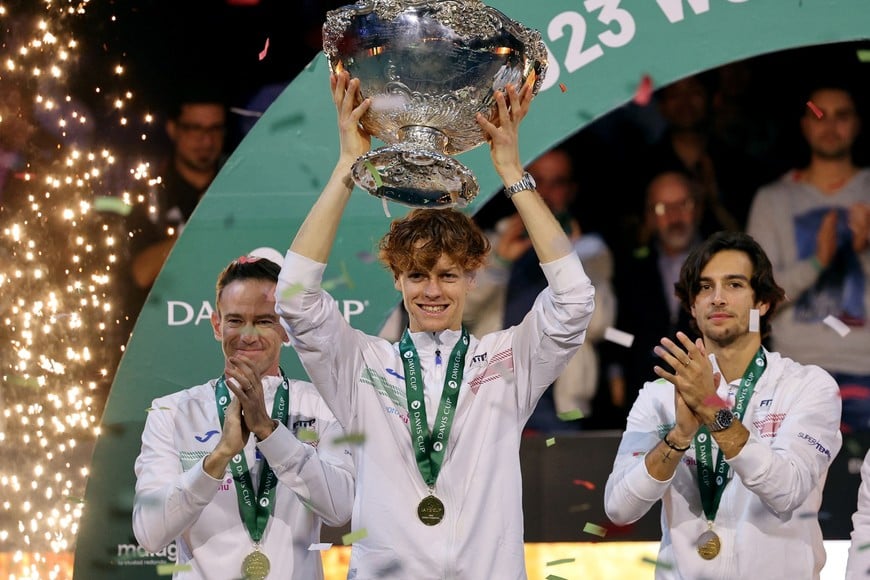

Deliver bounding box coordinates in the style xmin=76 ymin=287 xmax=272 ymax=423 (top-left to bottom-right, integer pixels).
xmin=715 ymin=408 xmax=733 ymax=428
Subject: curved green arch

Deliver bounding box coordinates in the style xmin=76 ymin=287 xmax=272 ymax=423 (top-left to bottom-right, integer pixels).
xmin=75 ymin=1 xmax=869 ymax=577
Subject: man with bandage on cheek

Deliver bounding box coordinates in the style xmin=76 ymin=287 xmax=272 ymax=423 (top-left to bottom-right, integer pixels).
xmin=606 ymin=231 xmax=842 ymax=579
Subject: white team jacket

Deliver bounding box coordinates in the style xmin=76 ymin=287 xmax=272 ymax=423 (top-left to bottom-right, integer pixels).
xmin=604 ymin=350 xmax=842 ymax=579
xmin=133 ymin=375 xmax=355 ymax=579
xmin=276 ymin=250 xmax=594 ymax=579
xmin=847 ymin=449 xmax=870 ymax=578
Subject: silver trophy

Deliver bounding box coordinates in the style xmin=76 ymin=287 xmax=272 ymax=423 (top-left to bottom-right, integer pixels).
xmin=323 ymin=0 xmax=547 ymax=209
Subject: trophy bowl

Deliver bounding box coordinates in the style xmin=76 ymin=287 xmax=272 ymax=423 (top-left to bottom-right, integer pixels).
xmin=323 ymin=0 xmax=548 ymax=209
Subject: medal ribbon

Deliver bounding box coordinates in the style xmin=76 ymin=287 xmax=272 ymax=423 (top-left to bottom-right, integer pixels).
xmin=214 ymin=370 xmax=289 ymax=543
xmin=694 ymin=348 xmax=766 ymax=521
xmin=400 ymin=328 xmax=469 ymax=486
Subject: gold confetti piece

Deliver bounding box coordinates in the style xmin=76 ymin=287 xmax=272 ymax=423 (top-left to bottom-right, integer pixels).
xmin=546 ymin=558 xmax=575 ymax=566
xmin=296 ymin=428 xmax=319 ymax=442
xmin=93 ymin=195 xmax=132 ymax=216
xmin=333 ymin=433 xmax=366 ymax=445
xmin=583 ymin=522 xmax=607 ymax=537
xmin=545 ymin=437 xmax=556 ymax=447
xmin=145 ymin=406 xmax=170 ymax=412
xmin=557 ymin=409 xmax=583 ymax=421
xmin=364 ymin=161 xmax=383 ymax=187
xmin=342 ymin=528 xmax=368 ymax=545
xmin=858 ymin=49 xmax=870 ymax=63
xmin=545 ymin=575 xmax=568 ymax=580
xmin=156 ymin=564 xmax=193 ymax=575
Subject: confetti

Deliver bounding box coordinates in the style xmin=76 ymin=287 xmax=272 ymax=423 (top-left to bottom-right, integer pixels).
xmin=342 ymin=528 xmax=368 ymax=545
xmin=333 ymin=432 xmax=366 ymax=445
xmin=702 ymin=394 xmax=729 ymax=409
xmin=156 ymin=564 xmax=193 ymax=575
xmin=258 ymin=37 xmax=270 ymax=61
xmin=546 ymin=437 xmax=556 ymax=447
xmin=573 ymin=479 xmax=596 ymax=490
xmin=806 ymin=100 xmax=823 ymax=119
xmin=280 ymin=283 xmax=305 ymax=300
xmin=545 ymin=576 xmax=568 ymax=580
xmin=858 ymin=49 xmax=870 ymax=63
xmin=145 ymin=406 xmax=171 ymax=412
xmin=355 ymin=250 xmax=376 ymax=264
xmin=547 ymin=558 xmax=576 ymax=566
xmin=604 ymin=326 xmax=635 ymax=348
xmin=229 ymin=107 xmax=264 ymax=118
xmin=365 ymin=161 xmax=384 ymax=187
xmin=93 ymin=195 xmax=132 ymax=216
xmin=749 ymin=308 xmax=760 ymax=332
xmin=296 ymin=428 xmax=319 ymax=442
xmin=823 ymin=315 xmax=850 ymax=337
xmin=559 ymin=82 xmax=567 ymax=93
xmin=308 ymin=543 xmax=333 ymax=551
xmin=641 ymin=556 xmax=673 ymax=570
xmin=557 ymin=409 xmax=584 ymax=421
xmin=633 ymin=74 xmax=654 ymax=106
xmin=583 ymin=522 xmax=608 ymax=537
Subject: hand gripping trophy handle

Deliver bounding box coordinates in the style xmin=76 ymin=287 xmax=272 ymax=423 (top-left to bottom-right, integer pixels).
xmin=323 ymin=0 xmax=548 ymax=209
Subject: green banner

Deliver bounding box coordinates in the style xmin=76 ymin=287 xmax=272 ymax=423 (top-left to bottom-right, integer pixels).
xmin=74 ymin=1 xmax=870 ymax=577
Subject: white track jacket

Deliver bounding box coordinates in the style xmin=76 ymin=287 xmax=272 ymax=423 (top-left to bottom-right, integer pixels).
xmin=133 ymin=375 xmax=355 ymax=579
xmin=276 ymin=250 xmax=594 ymax=579
xmin=605 ymin=350 xmax=842 ymax=579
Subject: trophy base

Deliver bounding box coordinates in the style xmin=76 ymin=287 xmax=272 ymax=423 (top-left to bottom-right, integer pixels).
xmin=351 ymin=144 xmax=479 ymax=209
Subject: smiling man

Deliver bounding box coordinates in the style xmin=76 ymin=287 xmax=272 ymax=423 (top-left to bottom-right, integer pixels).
xmin=605 ymin=231 xmax=842 ymax=579
xmin=132 ymin=255 xmax=354 ymax=580
xmin=275 ymin=72 xmax=595 ymax=578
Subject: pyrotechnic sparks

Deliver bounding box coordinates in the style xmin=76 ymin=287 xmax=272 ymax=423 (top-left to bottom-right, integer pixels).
xmin=0 ymin=0 xmax=157 ymax=572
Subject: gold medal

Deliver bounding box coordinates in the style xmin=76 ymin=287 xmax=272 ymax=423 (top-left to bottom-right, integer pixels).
xmin=417 ymin=494 xmax=445 ymax=526
xmin=242 ymin=549 xmax=271 ymax=580
xmin=696 ymin=529 xmax=721 ymax=560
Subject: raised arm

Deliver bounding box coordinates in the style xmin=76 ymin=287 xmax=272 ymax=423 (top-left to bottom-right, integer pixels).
xmin=290 ymin=71 xmax=371 ymax=263
xmin=475 ymin=83 xmax=573 ymax=265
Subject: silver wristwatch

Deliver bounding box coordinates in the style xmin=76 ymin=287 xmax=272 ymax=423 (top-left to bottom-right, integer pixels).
xmin=504 ymin=172 xmax=536 ymax=198
xmin=707 ymin=408 xmax=735 ymax=432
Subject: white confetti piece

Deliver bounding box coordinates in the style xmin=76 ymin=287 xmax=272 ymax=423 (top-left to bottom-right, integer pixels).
xmin=308 ymin=543 xmax=332 ymax=551
xmin=749 ymin=309 xmax=760 ymax=333
xmin=823 ymin=315 xmax=850 ymax=337
xmin=604 ymin=326 xmax=634 ymax=348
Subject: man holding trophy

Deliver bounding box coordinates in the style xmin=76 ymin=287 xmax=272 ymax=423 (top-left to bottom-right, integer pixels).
xmin=274 ymin=3 xmax=596 ymax=572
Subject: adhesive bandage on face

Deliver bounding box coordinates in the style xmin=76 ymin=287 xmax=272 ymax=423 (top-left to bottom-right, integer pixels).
xmin=748 ymin=309 xmax=760 ymax=333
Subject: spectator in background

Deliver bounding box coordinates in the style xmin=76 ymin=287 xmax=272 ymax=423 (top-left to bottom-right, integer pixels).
xmin=632 ymin=74 xmax=765 ymax=244
xmin=598 ymin=171 xmax=701 ymax=428
xmin=128 ymin=86 xmax=228 ymax=295
xmin=746 ymin=79 xmax=870 ymax=434
xmin=464 ymin=147 xmax=616 ymax=432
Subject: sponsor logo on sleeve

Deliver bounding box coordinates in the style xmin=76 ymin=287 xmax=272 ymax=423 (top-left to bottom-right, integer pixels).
xmin=798 ymin=432 xmax=832 ymax=460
